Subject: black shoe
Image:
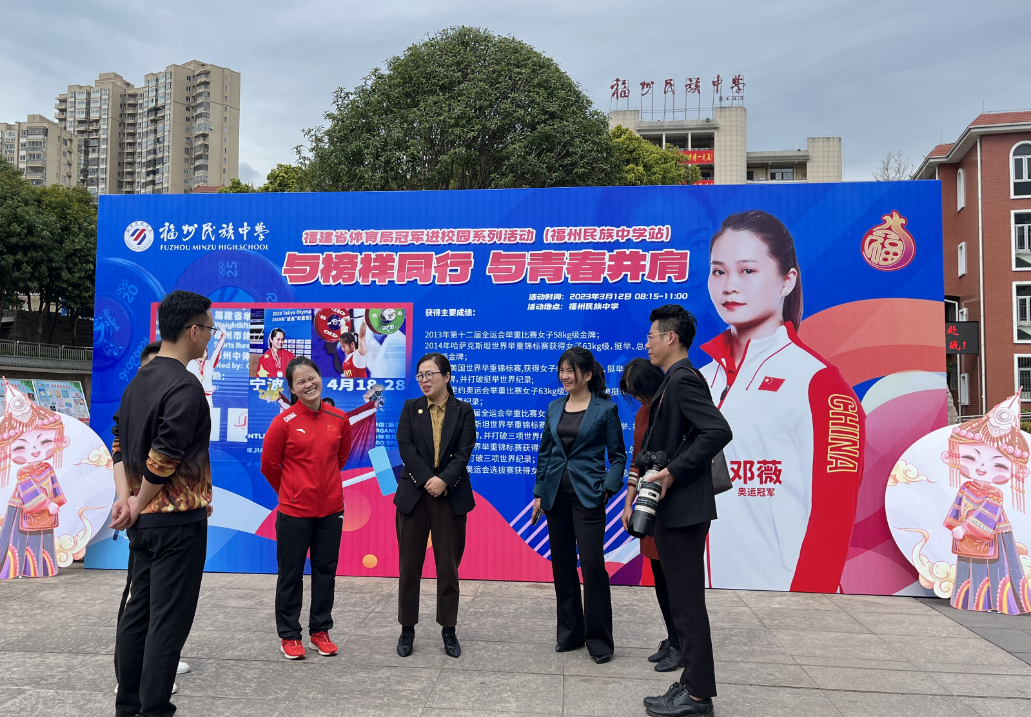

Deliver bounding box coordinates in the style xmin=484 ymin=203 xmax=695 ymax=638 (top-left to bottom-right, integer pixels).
xmin=442 ymin=630 xmax=461 ymax=658
xmin=644 ymin=683 xmax=685 ymax=709
xmin=647 ymin=690 xmax=714 ymax=717
xmin=648 ymin=639 xmax=670 ymax=663
xmin=592 ymin=653 xmax=612 ymax=664
xmin=397 ymin=633 xmax=414 ymax=657
xmin=555 ymin=642 xmax=584 ymax=652
xmin=654 ymin=646 xmax=683 ymax=672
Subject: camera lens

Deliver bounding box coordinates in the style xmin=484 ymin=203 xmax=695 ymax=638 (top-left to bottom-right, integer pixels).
xmin=628 ymin=470 xmax=662 ymax=538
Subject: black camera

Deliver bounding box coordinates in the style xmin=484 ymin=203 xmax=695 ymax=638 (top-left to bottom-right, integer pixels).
xmin=628 ymin=450 xmax=668 ymax=538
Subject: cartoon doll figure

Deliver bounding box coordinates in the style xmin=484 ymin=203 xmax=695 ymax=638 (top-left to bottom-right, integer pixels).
xmin=942 ymin=392 xmax=1031 ymax=614
xmin=0 ymin=380 xmax=70 ymax=579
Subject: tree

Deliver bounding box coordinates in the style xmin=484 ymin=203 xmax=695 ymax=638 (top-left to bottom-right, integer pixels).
xmin=218 ymin=178 xmax=256 ymax=193
xmin=35 ymin=185 xmax=96 ymax=343
xmin=260 ymin=164 xmax=301 ymax=193
xmin=0 ymin=159 xmax=57 ymax=319
xmin=299 ymin=26 xmax=619 ymax=191
xmin=873 ymin=150 xmax=913 ymax=181
xmin=610 ymin=126 xmax=703 ymax=186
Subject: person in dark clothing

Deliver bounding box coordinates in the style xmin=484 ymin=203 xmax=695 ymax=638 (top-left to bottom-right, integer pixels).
xmin=620 ymin=358 xmax=682 ymax=672
xmin=534 ymin=347 xmax=626 ymax=663
xmin=394 ymin=353 xmax=477 ymax=659
xmin=640 ymin=305 xmax=733 ymax=717
xmin=110 ymin=290 xmax=216 ymax=717
xmin=261 ymin=357 xmax=352 ymax=660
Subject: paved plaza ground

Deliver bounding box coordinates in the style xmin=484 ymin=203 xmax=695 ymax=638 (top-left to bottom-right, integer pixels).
xmin=1 ymin=563 xmax=1030 ymax=716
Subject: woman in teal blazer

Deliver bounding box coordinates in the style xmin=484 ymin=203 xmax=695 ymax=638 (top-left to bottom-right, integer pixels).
xmin=533 ymin=347 xmax=626 ymax=662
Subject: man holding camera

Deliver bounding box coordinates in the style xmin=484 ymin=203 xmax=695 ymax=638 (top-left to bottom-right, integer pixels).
xmin=639 ymin=305 xmax=732 ymax=717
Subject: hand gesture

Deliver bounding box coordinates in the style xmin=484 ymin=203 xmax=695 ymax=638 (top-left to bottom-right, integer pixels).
xmin=643 ymin=467 xmax=674 ymax=499
xmin=621 ymin=503 xmax=633 ymax=533
xmin=425 ymin=476 xmax=448 ymax=498
xmin=109 ymin=497 xmax=132 ymax=531
xmin=952 ymin=525 xmax=966 ymax=540
xmin=47 ymin=502 xmax=61 ymax=516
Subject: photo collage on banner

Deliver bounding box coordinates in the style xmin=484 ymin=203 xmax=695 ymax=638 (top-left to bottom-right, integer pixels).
xmin=89 ymin=184 xmax=945 ymax=596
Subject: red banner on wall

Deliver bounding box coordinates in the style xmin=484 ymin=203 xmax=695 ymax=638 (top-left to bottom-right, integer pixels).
xmin=682 ymin=149 xmax=714 ymax=164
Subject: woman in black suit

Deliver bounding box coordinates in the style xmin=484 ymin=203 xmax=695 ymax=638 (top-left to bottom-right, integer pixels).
xmin=533 ymin=346 xmax=626 ymax=663
xmin=394 ymin=352 xmax=476 ymax=659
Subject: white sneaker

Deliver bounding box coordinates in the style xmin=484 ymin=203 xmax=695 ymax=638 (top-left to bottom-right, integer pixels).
xmin=176 ymin=661 xmax=190 ymax=675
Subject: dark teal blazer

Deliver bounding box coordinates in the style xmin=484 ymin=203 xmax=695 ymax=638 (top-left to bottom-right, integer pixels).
xmin=533 ymin=394 xmax=627 ymax=510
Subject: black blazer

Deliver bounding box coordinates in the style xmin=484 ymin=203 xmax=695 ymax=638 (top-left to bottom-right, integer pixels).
xmin=641 ymin=357 xmax=732 ymax=529
xmin=394 ymin=394 xmax=477 ymax=516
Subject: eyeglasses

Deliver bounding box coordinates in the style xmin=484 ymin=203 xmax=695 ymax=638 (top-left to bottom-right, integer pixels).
xmin=646 ymin=330 xmax=673 ymax=341
xmin=415 ymin=371 xmax=442 ymax=382
xmin=193 ymin=323 xmax=216 ymax=334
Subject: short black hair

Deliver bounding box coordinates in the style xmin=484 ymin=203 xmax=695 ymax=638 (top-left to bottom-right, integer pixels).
xmin=649 ymin=304 xmax=697 ymax=350
xmin=140 ymin=341 xmax=162 ymax=363
xmin=321 ymin=397 xmax=335 ymax=407
xmin=620 ymin=357 xmax=665 ymax=403
xmin=339 ymin=331 xmax=356 ymax=347
xmin=157 ymin=290 xmax=212 ymax=343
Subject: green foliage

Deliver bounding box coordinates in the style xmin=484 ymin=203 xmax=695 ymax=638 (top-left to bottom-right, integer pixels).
xmin=299 ymin=26 xmax=619 ymax=191
xmin=218 ymin=177 xmax=256 ymax=193
xmin=0 ymin=158 xmax=97 ymax=341
xmin=610 ymin=126 xmax=702 ymax=186
xmin=260 ymin=164 xmax=301 ymax=193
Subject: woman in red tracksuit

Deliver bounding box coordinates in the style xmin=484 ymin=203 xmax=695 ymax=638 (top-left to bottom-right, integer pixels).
xmin=261 ymin=357 xmax=352 ymax=660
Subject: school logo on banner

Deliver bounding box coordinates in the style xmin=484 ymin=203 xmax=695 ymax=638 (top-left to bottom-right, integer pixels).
xmin=861 ymin=211 xmax=915 ymax=271
xmin=124 ymin=221 xmax=154 ymax=252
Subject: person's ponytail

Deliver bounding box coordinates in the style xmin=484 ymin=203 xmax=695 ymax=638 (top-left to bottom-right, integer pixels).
xmin=557 ymin=346 xmax=611 ymax=401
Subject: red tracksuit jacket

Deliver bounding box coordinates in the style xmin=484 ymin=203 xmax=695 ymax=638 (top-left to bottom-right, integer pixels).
xmin=260 ymin=400 xmax=353 ymax=518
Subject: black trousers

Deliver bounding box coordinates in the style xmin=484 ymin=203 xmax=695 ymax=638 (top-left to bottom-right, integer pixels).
xmin=651 ymin=558 xmax=681 ymax=650
xmin=654 ymin=519 xmax=716 ymax=698
xmin=275 ymin=511 xmax=343 ymax=640
xmin=396 ymin=491 xmax=467 ymax=627
xmin=114 ymin=520 xmax=207 ymax=717
xmin=545 ymin=475 xmax=613 ymax=657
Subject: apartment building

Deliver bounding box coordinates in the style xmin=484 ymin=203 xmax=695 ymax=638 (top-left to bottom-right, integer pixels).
xmin=608 ymin=106 xmax=842 ymax=185
xmin=0 ymin=115 xmax=82 ymax=188
xmin=54 ymin=61 xmax=240 ymax=195
xmin=915 ymin=111 xmax=1031 ymax=416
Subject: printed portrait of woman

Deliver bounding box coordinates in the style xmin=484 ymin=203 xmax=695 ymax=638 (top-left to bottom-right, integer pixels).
xmin=699 ymin=210 xmax=866 ymax=593
xmin=258 ymin=328 xmax=295 ymax=379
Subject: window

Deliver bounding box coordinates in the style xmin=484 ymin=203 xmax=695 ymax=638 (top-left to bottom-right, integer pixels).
xmin=1013 ymin=142 xmax=1031 ymax=197
xmin=957 ymin=242 xmax=967 ymax=276
xmin=1017 ymin=357 xmax=1031 ymax=399
xmin=1017 ymin=283 xmax=1031 ymax=341
xmin=1016 ymin=212 xmax=1031 ymax=269
xmin=957 ymin=168 xmax=966 ymax=211
xmin=960 ymin=373 xmax=970 ymax=406
xmin=770 ymin=167 xmax=794 ymax=181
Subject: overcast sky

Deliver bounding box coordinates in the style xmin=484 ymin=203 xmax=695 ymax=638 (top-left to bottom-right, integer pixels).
xmin=2 ymin=0 xmax=1028 ymax=183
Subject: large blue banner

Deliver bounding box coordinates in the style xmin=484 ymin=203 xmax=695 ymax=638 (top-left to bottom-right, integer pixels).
xmin=91 ymin=183 xmax=945 ymax=595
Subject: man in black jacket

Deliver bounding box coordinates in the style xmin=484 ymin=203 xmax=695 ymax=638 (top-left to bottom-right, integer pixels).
xmin=640 ymin=305 xmax=732 ymax=717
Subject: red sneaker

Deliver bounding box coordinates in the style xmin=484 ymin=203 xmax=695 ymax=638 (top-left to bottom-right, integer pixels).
xmin=309 ymin=631 xmax=338 ymax=656
xmin=281 ymin=638 xmax=306 ymax=660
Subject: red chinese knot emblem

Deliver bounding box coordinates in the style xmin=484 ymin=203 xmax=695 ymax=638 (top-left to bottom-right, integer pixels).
xmin=861 ymin=211 xmax=916 ymax=271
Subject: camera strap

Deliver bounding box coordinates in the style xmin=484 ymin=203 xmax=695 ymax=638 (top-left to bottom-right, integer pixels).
xmin=639 ymin=366 xmax=689 ymax=457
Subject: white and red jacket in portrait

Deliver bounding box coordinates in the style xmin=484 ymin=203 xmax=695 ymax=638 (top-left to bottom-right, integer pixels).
xmin=698 ymin=323 xmax=865 ymax=593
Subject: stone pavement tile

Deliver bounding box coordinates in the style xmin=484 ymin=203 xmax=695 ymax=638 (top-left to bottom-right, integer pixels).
xmin=441 ymin=637 xmax=563 ymax=674
xmin=704 ymin=683 xmax=844 ymax=717
xmin=711 ymin=627 xmax=795 ymax=663
xmin=0 ymin=652 xmax=94 ymax=689
xmin=827 ymin=691 xmax=980 ymax=716
xmin=221 ymin=573 xmax=277 ymax=590
xmin=926 ymin=603 xmax=1025 ymax=628
xmin=828 ymin=594 xmax=939 ymax=615
xmin=287 ymin=703 xmax=423 ymax=717
xmin=340 ymin=632 xmax=448 ymax=669
xmin=332 ymin=590 xmax=384 ymax=615
xmin=931 ymin=672 xmax=1031 ymax=698
xmin=458 ymin=613 xmax=555 ymax=644
xmin=333 ymin=576 xmax=397 ymax=595
xmin=197 ymin=587 xmax=277 ymax=609
xmin=181 ymin=629 xmax=250 ymax=659
xmin=476 ymin=580 xmax=557 ymax=599
xmin=705 ymin=605 xmax=766 ymax=629
xmin=564 ymin=646 xmax=671 ymax=681
xmin=175 ymin=656 xmax=322 ymax=699
xmin=612 ymin=616 xmax=671 ymax=649
xmin=703 ymin=588 xmax=747 ymax=607
xmin=909 ymin=660 xmax=1031 ymax=675
xmin=563 ymin=675 xmax=678 ymax=717
xmin=800 ymin=664 xmax=950 ymax=694
xmin=715 ymin=660 xmax=818 ymax=688
xmin=197 ymin=572 xmax=245 ymax=588
xmin=771 ymin=630 xmax=903 ymax=661
xmin=215 ymin=630 xmax=297 ymax=661
xmin=168 ymin=695 xmax=289 ymax=717
xmin=464 ymin=595 xmax=556 ymax=618
xmin=355 ymin=609 xmax=417 ymax=637
xmin=961 ymin=696 xmax=1031 ymax=716
xmin=428 ymin=669 xmax=562 ymax=713
xmin=881 ymin=634 xmax=1028 ymax=666
xmin=754 ymin=608 xmax=870 ymax=634
xmin=852 ymin=610 xmax=977 ymax=638
xmin=192 ymin=606 xmax=269 ymax=632
xmin=971 ymin=627 xmax=1031 ymax=652
xmin=0 ymin=689 xmax=115 ymax=717
xmin=1 ymin=626 xmax=116 ymax=655
xmin=423 ymin=710 xmax=542 ymax=717
xmin=36 ymin=654 xmax=114 ymax=693
xmin=1015 ymin=653 xmax=1031 ymax=665
xmin=373 ymin=593 xmax=475 ymax=623
xmin=308 ymin=664 xmax=440 ymax=708
xmin=0 ymin=690 xmax=26 ymax=709
xmin=736 ymin=590 xmax=843 ymax=611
